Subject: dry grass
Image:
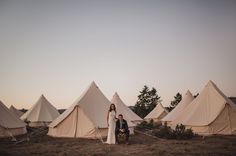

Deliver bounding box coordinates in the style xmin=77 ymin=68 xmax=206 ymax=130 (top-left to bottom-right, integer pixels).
xmin=0 ymin=132 xmax=236 ymax=156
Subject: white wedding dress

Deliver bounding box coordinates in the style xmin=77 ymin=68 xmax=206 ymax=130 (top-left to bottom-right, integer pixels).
xmin=106 ymin=110 xmax=116 ymax=144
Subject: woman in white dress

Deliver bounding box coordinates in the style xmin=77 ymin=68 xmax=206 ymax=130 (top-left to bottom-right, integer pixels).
xmin=106 ymin=103 xmax=117 ymax=144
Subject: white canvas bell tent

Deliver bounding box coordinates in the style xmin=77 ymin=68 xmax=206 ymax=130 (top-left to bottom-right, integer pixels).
xmin=0 ymin=101 xmax=27 ymax=138
xmin=162 ymin=90 xmax=194 ymax=125
xmin=171 ymin=80 xmax=236 ymax=135
xmin=111 ymin=92 xmax=142 ymax=131
xmin=9 ymin=105 xmax=24 ymax=118
xmin=21 ymin=95 xmax=60 ymax=127
xmin=48 ymin=81 xmax=112 ymax=138
xmin=144 ymin=103 xmax=169 ymax=122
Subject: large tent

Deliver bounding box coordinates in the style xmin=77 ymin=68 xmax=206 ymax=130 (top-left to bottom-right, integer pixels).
xmin=111 ymin=92 xmax=142 ymax=128
xmin=144 ymin=103 xmax=169 ymax=122
xmin=48 ymin=82 xmax=111 ymax=138
xmin=9 ymin=105 xmax=24 ymax=118
xmin=162 ymin=90 xmax=194 ymax=125
xmin=0 ymin=101 xmax=27 ymax=138
xmin=172 ymin=80 xmax=236 ymax=135
xmin=21 ymin=95 xmax=60 ymax=127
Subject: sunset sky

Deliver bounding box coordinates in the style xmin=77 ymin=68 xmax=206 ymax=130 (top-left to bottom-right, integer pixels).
xmin=0 ymin=0 xmax=236 ymax=109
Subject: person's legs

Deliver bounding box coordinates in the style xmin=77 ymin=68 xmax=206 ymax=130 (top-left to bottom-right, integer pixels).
xmin=115 ymin=130 xmax=119 ymax=143
xmin=125 ymin=130 xmax=130 ymax=142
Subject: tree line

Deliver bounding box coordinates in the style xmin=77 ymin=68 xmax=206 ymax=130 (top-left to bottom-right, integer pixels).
xmin=132 ymin=85 xmax=198 ymax=118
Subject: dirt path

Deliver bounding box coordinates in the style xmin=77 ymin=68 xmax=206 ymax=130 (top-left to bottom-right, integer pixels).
xmin=0 ymin=133 xmax=236 ymax=156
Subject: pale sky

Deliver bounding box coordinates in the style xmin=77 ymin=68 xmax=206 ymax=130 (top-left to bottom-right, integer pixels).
xmin=0 ymin=0 xmax=236 ymax=109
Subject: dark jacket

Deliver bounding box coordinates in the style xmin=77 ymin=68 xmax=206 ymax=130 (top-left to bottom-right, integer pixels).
xmin=115 ymin=119 xmax=129 ymax=132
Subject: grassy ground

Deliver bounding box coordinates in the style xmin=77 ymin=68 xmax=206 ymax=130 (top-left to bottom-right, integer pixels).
xmin=0 ymin=132 xmax=236 ymax=156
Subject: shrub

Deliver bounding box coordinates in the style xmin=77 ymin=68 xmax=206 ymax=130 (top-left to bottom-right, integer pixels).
xmin=152 ymin=122 xmax=162 ymax=129
xmin=183 ymin=128 xmax=194 ymax=139
xmin=136 ymin=119 xmax=162 ymax=130
xmin=152 ymin=122 xmax=173 ymax=139
xmin=173 ymin=124 xmax=194 ymax=139
xmin=153 ymin=123 xmax=194 ymax=140
xmin=136 ymin=120 xmax=154 ymax=130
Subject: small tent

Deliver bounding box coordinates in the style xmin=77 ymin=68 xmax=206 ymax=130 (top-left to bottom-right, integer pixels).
xmin=21 ymin=95 xmax=60 ymax=127
xmin=172 ymin=80 xmax=236 ymax=135
xmin=111 ymin=92 xmax=142 ymax=131
xmin=145 ymin=103 xmax=169 ymax=122
xmin=162 ymin=90 xmax=194 ymax=125
xmin=0 ymin=101 xmax=27 ymax=138
xmin=9 ymin=105 xmax=24 ymax=118
xmin=48 ymin=82 xmax=111 ymax=138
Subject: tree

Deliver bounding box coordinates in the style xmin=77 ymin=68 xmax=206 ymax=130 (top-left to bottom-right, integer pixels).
xmin=133 ymin=85 xmax=161 ymax=118
xmin=167 ymin=92 xmax=182 ymax=112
